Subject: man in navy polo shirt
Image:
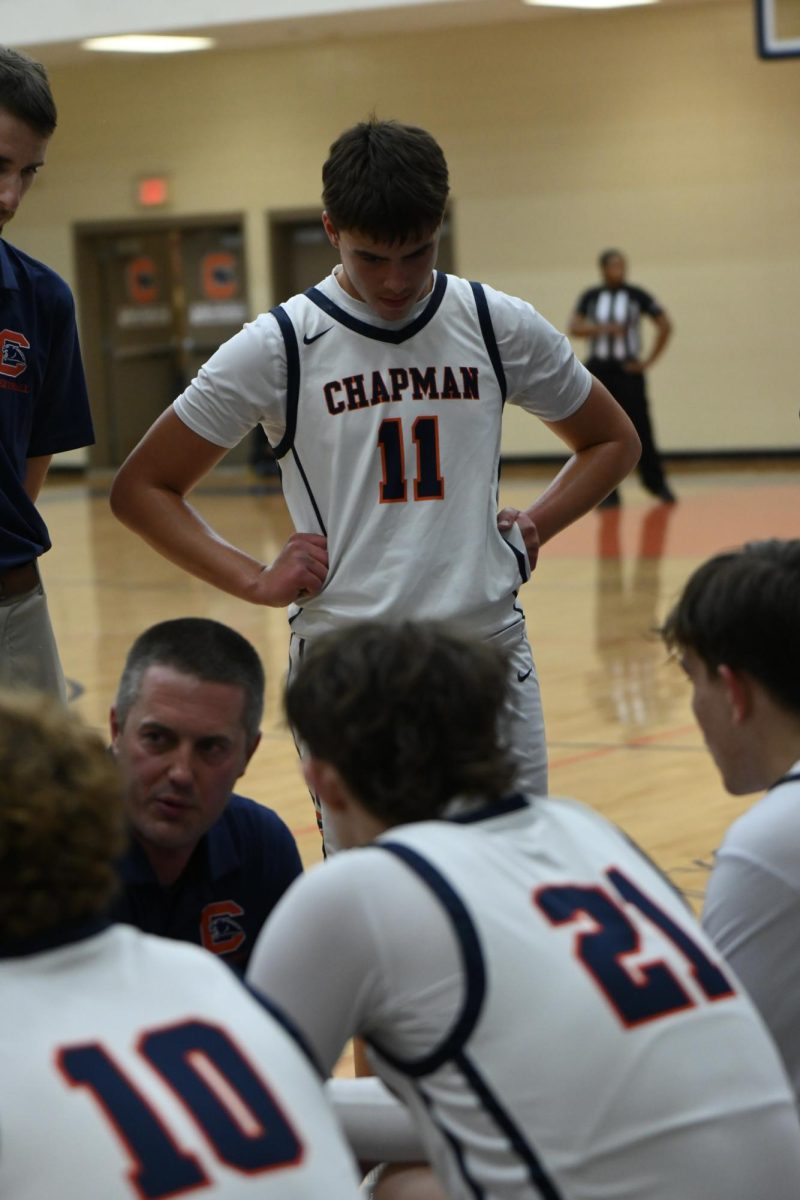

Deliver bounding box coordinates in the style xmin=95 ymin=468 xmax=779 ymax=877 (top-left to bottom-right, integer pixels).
xmin=0 ymin=47 xmax=94 ymax=699
xmin=109 ymin=617 xmax=303 ymax=972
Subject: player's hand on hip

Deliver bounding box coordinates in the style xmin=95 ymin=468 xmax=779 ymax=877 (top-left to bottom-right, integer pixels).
xmin=252 ymin=532 xmax=328 ymax=606
xmin=497 ymin=508 xmax=540 ymax=573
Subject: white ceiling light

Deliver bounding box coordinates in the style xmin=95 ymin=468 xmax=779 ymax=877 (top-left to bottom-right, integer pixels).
xmin=524 ymin=0 xmax=658 ymax=9
xmin=82 ymin=34 xmax=215 ymax=54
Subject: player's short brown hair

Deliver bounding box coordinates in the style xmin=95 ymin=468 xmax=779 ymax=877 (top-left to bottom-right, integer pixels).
xmin=285 ymin=621 xmax=516 ymax=825
xmin=660 ymin=539 xmax=800 ymax=713
xmin=0 ymin=692 xmax=126 ymax=944
xmin=322 ymin=118 xmax=449 ymax=244
xmin=0 ymin=46 xmax=57 ymax=136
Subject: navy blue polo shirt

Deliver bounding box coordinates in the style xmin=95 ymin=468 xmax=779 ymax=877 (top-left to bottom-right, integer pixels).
xmin=0 ymin=237 xmax=94 ymax=569
xmin=111 ymin=793 xmax=304 ymax=972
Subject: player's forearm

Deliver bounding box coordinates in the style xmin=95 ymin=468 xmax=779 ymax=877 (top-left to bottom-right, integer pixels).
xmin=110 ymin=478 xmax=267 ymax=602
xmin=525 ymin=436 xmax=640 ymax=544
xmin=326 ymin=1078 xmax=425 ymax=1163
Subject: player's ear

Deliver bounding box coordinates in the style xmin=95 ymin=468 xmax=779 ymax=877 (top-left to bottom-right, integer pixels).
xmin=109 ymin=705 xmax=120 ymax=751
xmin=321 ymin=211 xmax=339 ymax=249
xmin=303 ymin=756 xmax=348 ymax=811
xmin=718 ymin=664 xmax=752 ymax=724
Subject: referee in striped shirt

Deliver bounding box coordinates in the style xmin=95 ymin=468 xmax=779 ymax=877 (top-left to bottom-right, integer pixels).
xmin=570 ymin=249 xmax=675 ymax=508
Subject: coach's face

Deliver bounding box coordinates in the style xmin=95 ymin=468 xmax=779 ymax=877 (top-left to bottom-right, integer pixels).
xmin=0 ymin=109 xmax=49 ymax=231
xmin=110 ymin=665 xmax=259 ymax=884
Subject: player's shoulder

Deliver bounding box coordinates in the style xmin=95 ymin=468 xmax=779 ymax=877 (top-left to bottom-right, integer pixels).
xmin=722 ymin=779 xmax=800 ymax=870
xmin=300 ymin=842 xmax=411 ymax=906
xmin=117 ymin=921 xmax=265 ymax=992
xmin=467 ymin=277 xmax=530 ymax=311
xmin=464 ymin=278 xmax=562 ymax=347
xmin=98 ymin=921 xmax=222 ymax=977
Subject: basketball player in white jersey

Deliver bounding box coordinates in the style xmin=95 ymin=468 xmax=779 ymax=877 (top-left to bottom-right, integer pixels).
xmin=0 ymin=692 xmax=361 ymax=1200
xmin=246 ymin=622 xmax=800 ymax=1200
xmin=110 ymin=119 xmax=640 ymax=846
xmin=661 ymin=539 xmax=800 ymax=1100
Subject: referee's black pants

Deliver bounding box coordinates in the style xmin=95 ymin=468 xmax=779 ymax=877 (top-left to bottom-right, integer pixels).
xmin=587 ymin=358 xmax=669 ymax=501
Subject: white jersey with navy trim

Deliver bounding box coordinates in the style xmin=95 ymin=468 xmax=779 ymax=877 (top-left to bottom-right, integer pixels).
xmin=702 ymin=762 xmax=800 ymax=1099
xmin=0 ymin=923 xmax=360 ymax=1200
xmin=174 ymin=270 xmax=591 ymax=638
xmin=247 ymin=795 xmax=800 ymax=1199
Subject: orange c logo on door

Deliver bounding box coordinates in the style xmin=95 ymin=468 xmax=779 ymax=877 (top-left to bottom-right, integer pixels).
xmin=126 ymin=256 xmax=159 ymax=305
xmin=0 ymin=329 xmax=31 ymax=377
xmin=200 ymin=900 xmax=246 ymax=956
xmin=201 ymin=251 xmax=238 ymax=301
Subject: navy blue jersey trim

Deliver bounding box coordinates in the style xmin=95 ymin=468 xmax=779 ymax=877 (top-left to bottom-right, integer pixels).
xmin=269 ymin=305 xmax=300 ymax=459
xmin=447 ymin=793 xmax=529 ymax=825
xmin=244 ymin=985 xmax=327 ymax=1079
xmin=456 ymin=1052 xmax=563 ymax=1200
xmin=503 ymin=536 xmax=530 ymax=585
xmin=432 ymin=1111 xmax=485 ymax=1199
xmin=412 ymin=1087 xmax=485 ymax=1199
xmin=305 ymin=272 xmax=447 ymax=344
xmin=771 ymin=771 xmax=800 ymax=790
xmin=289 ymin=446 xmax=327 ymax=537
xmin=0 ymin=915 xmax=110 ymax=959
xmin=469 ymin=282 xmax=507 ymax=403
xmin=367 ymin=843 xmax=485 ymax=1076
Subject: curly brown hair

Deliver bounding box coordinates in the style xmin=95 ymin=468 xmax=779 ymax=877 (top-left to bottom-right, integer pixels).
xmin=0 ymin=692 xmax=126 ymax=943
xmin=285 ymin=621 xmax=516 ymax=825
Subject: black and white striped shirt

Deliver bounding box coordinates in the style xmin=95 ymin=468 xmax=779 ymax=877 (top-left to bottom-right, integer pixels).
xmin=576 ymin=283 xmax=663 ymax=362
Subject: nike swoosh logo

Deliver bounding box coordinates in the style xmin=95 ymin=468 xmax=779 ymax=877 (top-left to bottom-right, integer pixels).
xmin=517 ymin=667 xmax=533 ymax=683
xmin=303 ymin=327 xmax=333 ymax=345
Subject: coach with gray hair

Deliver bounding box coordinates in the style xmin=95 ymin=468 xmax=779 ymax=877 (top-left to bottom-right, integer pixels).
xmin=109 ymin=617 xmax=302 ymax=970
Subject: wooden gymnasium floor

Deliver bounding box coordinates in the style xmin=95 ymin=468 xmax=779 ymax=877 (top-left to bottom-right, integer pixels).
xmin=41 ymin=458 xmax=799 ymax=914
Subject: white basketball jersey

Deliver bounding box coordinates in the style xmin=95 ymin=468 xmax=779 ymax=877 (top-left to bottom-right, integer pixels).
xmin=268 ymin=273 xmax=584 ymax=637
xmin=0 ymin=924 xmax=360 ymax=1200
xmin=367 ymin=797 xmax=800 ymax=1199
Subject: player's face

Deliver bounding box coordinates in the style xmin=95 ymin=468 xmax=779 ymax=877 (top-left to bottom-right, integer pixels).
xmin=111 ymin=666 xmax=258 ymax=873
xmin=680 ymin=649 xmax=753 ymax=795
xmin=323 ymin=213 xmax=440 ymax=322
xmin=0 ymin=109 xmax=48 ymax=232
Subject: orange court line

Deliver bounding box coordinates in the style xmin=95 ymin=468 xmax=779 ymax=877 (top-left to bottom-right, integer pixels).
xmin=542 ymin=483 xmax=799 ymax=560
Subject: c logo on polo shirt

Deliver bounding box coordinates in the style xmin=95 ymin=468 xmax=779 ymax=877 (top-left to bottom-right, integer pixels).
xmin=0 ymin=330 xmax=30 ymax=378
xmin=200 ymin=900 xmax=246 ymax=956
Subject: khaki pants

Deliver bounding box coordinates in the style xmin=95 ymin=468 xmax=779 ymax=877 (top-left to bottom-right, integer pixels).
xmin=0 ymin=570 xmax=67 ymax=703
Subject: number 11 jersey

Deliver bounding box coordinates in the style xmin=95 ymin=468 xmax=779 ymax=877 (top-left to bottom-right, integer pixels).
xmin=174 ymin=270 xmax=591 ymax=639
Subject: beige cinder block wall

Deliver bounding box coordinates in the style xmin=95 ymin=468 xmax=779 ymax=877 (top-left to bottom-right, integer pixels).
xmin=14 ymin=0 xmax=800 ymax=456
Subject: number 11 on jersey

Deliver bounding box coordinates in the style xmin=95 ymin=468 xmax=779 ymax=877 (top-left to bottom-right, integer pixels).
xmin=377 ymin=416 xmax=444 ymax=503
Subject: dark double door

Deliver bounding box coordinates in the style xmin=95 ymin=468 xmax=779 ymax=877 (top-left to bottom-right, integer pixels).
xmin=77 ymin=220 xmax=249 ymax=467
